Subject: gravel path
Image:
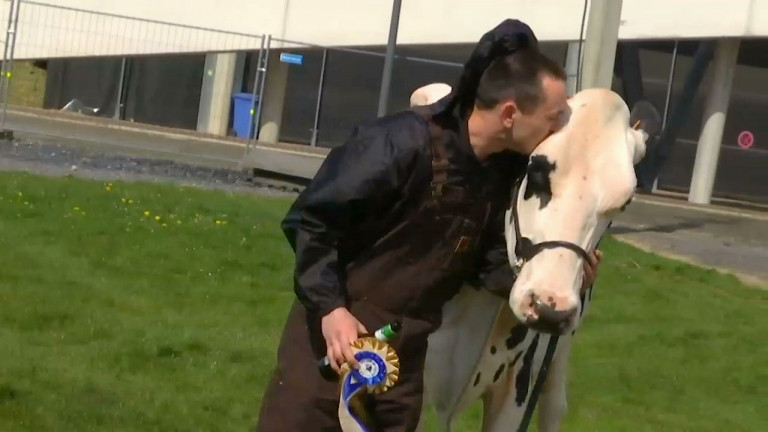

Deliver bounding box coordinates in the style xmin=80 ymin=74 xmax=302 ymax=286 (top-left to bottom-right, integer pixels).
xmin=0 ymin=138 xmax=301 ymax=197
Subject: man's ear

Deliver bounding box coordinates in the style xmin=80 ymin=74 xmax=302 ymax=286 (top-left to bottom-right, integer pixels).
xmin=500 ymin=101 xmax=518 ymax=129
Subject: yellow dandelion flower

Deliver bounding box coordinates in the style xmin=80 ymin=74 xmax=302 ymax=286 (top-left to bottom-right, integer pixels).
xmin=74 ymin=206 xmax=80 ymax=211
xmin=155 ymin=216 xmax=161 ymax=221
xmin=128 ymin=199 xmax=134 ymax=204
xmin=143 ymin=211 xmax=150 ymax=217
xmin=215 ymin=220 xmax=222 ymax=225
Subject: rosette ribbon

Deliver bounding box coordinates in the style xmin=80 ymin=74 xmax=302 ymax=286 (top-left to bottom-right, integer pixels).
xmin=338 ymin=337 xmax=400 ymax=432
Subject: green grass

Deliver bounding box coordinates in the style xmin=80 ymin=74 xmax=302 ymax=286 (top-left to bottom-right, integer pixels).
xmin=0 ymin=171 xmax=765 ymax=431
xmin=8 ymin=61 xmax=46 ymax=108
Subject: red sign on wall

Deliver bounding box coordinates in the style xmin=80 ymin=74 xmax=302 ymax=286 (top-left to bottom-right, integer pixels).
xmin=737 ymin=131 xmax=754 ymax=149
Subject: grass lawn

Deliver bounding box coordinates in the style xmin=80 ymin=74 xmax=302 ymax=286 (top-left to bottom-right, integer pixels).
xmin=8 ymin=61 xmax=46 ymax=108
xmin=0 ymin=171 xmax=765 ymax=431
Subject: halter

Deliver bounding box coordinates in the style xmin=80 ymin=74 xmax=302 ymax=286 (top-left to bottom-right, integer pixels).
xmin=510 ymin=176 xmax=591 ymax=274
xmin=509 ymin=119 xmax=646 ymax=274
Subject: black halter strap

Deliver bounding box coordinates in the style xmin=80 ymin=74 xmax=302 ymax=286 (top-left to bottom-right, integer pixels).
xmin=511 ymin=177 xmax=591 ymax=270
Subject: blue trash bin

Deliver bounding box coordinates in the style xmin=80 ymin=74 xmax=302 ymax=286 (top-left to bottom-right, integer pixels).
xmin=232 ymin=93 xmax=259 ymax=139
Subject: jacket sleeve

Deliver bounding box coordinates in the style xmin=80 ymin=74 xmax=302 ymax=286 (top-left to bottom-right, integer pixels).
xmin=281 ymin=118 xmax=423 ymax=317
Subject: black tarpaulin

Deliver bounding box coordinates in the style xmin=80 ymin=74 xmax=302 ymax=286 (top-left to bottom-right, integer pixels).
xmin=43 ymin=54 xmax=205 ymax=130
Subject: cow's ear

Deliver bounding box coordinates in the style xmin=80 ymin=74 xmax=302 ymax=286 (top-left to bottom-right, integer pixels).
xmin=627 ymin=129 xmax=647 ymax=165
xmin=627 ymin=100 xmax=660 ymax=165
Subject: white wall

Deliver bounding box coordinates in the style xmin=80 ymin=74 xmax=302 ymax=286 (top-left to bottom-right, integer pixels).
xmin=4 ymin=0 xmax=768 ymax=60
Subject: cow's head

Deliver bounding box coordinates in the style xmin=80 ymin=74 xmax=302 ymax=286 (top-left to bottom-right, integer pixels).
xmin=506 ymin=88 xmax=655 ymax=335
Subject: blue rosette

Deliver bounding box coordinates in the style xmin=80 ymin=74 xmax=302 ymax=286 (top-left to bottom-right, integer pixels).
xmin=337 ymin=337 xmax=400 ymax=432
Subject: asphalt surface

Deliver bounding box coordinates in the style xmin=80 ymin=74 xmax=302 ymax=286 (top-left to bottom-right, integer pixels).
xmin=0 ymin=112 xmax=302 ymax=196
xmin=611 ymin=197 xmax=768 ymax=287
xmin=2 ymin=108 xmax=766 ymax=288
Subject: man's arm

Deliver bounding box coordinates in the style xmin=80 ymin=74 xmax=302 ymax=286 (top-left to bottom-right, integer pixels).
xmin=281 ymin=115 xmax=425 ymax=317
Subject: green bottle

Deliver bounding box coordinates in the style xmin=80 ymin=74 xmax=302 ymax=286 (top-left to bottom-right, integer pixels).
xmin=318 ymin=320 xmax=402 ymax=381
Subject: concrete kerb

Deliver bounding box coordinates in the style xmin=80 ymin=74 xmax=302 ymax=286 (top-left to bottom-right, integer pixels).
xmin=4 ymin=106 xmax=329 ymax=175
xmin=633 ymin=194 xmax=768 ymax=222
xmin=4 ymin=106 xmax=332 ymax=152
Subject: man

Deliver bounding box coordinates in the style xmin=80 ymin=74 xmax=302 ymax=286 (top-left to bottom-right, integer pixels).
xmin=255 ymin=19 xmax=602 ymax=432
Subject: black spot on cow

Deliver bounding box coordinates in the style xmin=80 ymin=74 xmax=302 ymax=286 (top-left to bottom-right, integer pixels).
xmin=473 ymin=372 xmax=481 ymax=387
xmin=490 ymin=346 xmax=497 ymax=355
xmin=524 ymin=156 xmax=556 ymax=209
xmin=515 ymin=333 xmax=540 ymax=406
xmin=508 ymin=351 xmax=523 ymax=368
xmin=506 ymin=325 xmax=528 ymax=350
xmin=493 ymin=363 xmax=506 ymax=383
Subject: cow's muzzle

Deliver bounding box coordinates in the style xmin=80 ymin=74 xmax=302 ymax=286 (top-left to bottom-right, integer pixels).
xmin=525 ymin=296 xmax=577 ymax=335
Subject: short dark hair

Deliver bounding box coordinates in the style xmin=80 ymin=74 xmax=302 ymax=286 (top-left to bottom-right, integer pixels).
xmin=474 ymin=49 xmax=566 ymax=113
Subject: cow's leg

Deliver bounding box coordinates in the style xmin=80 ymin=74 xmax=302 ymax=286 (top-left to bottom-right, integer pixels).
xmin=537 ymin=335 xmax=573 ymax=432
xmin=478 ymin=332 xmax=572 ymax=432
xmin=478 ymin=370 xmax=525 ymax=432
xmin=423 ymin=287 xmax=503 ymax=432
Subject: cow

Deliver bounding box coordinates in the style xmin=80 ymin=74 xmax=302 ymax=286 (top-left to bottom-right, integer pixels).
xmin=407 ymin=84 xmax=655 ymax=431
xmin=409 ymin=83 xmax=453 ymax=107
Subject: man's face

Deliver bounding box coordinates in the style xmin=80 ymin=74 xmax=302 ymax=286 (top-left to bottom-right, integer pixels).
xmin=502 ymin=74 xmax=569 ymax=155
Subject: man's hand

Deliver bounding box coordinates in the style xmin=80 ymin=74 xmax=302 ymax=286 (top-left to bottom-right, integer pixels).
xmin=581 ymin=249 xmax=603 ymax=294
xmin=321 ymin=307 xmax=369 ymax=373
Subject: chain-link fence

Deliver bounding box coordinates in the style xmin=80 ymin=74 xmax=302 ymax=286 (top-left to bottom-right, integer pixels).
xmin=264 ymin=36 xmax=466 ymax=148
xmin=3 ymin=0 xmax=765 ymax=204
xmin=0 ymin=0 xmax=465 ymax=153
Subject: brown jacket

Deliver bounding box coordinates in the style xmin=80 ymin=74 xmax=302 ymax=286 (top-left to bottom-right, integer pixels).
xmin=280 ymin=98 xmax=527 ymax=328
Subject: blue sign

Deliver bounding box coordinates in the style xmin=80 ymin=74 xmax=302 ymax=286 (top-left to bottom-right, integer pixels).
xmin=280 ymin=53 xmax=303 ymax=65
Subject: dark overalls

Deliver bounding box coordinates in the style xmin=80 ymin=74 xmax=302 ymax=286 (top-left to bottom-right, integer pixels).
xmin=256 ymin=108 xmax=522 ymax=432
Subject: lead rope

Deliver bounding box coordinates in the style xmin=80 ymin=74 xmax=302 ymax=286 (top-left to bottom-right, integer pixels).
xmin=515 ymin=220 xmax=612 ymax=432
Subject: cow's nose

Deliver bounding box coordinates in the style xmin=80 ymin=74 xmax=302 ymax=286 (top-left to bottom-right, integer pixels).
xmin=525 ymin=295 xmax=577 ymax=335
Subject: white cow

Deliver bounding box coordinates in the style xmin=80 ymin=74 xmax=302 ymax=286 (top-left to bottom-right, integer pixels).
xmin=409 ymin=84 xmax=651 ymax=431
xmin=409 ymin=83 xmax=452 ymax=107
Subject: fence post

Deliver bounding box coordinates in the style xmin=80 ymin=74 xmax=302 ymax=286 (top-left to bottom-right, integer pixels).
xmin=651 ymin=40 xmax=678 ymax=192
xmin=245 ymin=35 xmax=265 ymax=154
xmin=377 ymin=0 xmax=401 ymax=117
xmin=1 ymin=0 xmax=21 ymax=133
xmin=248 ymin=33 xmax=270 ymax=151
xmin=113 ymin=57 xmax=127 ymax=120
xmin=0 ymin=0 xmax=14 ymax=97
xmin=253 ymin=34 xmax=272 ymax=145
xmin=310 ymin=48 xmax=328 ymax=147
